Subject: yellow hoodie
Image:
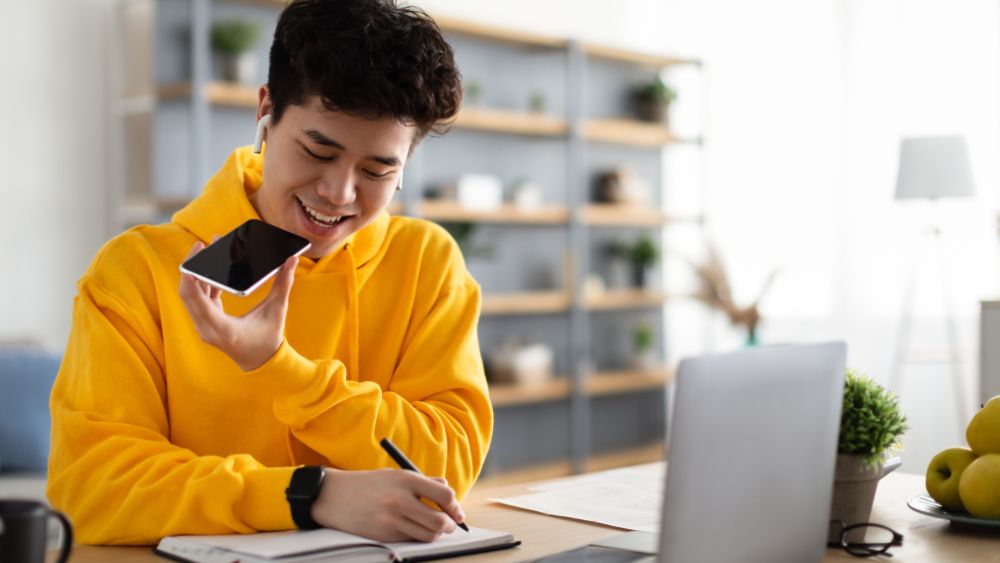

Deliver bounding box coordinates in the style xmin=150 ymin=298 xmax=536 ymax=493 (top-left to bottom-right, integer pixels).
xmin=47 ymin=147 xmax=493 ymax=545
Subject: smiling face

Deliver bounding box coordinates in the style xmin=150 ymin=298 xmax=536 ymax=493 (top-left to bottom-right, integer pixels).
xmin=251 ymin=92 xmax=414 ymax=259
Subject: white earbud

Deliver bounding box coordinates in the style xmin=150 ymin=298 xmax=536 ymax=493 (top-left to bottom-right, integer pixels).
xmin=396 ymin=168 xmax=404 ymax=192
xmin=253 ymin=114 xmax=272 ymax=154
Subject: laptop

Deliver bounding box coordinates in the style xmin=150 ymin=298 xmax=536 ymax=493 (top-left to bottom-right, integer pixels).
xmin=535 ymin=342 xmax=846 ymax=563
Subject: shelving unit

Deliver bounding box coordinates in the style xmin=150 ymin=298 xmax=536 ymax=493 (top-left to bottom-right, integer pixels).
xmin=454 ymin=107 xmax=569 ymax=137
xmin=109 ymin=3 xmax=702 ymax=482
xmin=581 ymin=204 xmax=671 ymax=227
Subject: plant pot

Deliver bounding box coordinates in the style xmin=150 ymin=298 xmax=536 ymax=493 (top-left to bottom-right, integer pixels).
xmin=631 ymin=263 xmax=647 ymax=289
xmin=216 ymin=52 xmax=258 ymax=85
xmin=633 ymin=95 xmax=669 ymax=124
xmin=828 ymin=455 xmax=901 ymax=544
xmin=631 ymin=351 xmax=658 ymax=372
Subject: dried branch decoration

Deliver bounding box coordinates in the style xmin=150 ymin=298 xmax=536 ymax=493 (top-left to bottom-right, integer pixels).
xmin=690 ymin=243 xmax=778 ymax=342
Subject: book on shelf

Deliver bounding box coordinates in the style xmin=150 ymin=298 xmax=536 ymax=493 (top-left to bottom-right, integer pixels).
xmin=154 ymin=525 xmax=519 ymax=563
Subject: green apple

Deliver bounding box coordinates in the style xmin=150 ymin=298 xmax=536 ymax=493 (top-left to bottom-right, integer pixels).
xmin=926 ymin=447 xmax=978 ymax=511
xmin=959 ymin=453 xmax=1000 ymax=519
xmin=967 ymin=396 xmax=1000 ymax=455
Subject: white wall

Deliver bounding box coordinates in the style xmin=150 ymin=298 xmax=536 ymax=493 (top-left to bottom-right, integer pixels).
xmin=665 ymin=0 xmax=1000 ymax=474
xmin=0 ymin=0 xmax=112 ymax=351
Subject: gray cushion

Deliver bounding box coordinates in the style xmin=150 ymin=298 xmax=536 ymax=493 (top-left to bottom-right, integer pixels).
xmin=0 ymin=349 xmax=60 ymax=472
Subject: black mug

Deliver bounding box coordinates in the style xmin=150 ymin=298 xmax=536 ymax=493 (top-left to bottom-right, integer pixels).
xmin=0 ymin=499 xmax=73 ymax=563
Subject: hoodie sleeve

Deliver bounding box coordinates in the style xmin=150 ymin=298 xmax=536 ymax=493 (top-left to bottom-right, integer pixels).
xmin=244 ymin=254 xmax=492 ymax=500
xmin=47 ymin=265 xmax=295 ymax=545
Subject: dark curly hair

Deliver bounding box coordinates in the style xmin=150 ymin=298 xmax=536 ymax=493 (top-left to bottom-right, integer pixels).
xmin=267 ymin=0 xmax=462 ymax=143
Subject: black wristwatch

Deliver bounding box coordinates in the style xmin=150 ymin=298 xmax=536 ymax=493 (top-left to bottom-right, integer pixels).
xmin=285 ymin=465 xmax=326 ymax=530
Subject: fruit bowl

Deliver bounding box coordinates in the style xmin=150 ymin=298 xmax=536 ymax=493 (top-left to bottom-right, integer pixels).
xmin=908 ymin=493 xmax=1000 ymax=527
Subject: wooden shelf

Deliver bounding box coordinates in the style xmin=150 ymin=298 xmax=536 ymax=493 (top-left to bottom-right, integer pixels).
xmin=417 ymin=201 xmax=569 ymax=224
xmin=586 ymin=368 xmax=673 ymax=396
xmin=488 ymin=368 xmax=672 ymax=408
xmin=158 ymin=81 xmax=258 ymax=108
xmin=435 ymin=15 xmax=567 ymax=49
xmin=581 ymin=204 xmax=670 ymax=227
xmin=489 ymin=379 xmax=572 ymax=407
xmin=581 ymin=118 xmax=676 ymax=147
xmin=481 ymin=291 xmax=571 ymax=315
xmin=454 ymin=107 xmax=568 ymax=137
xmin=585 ymin=443 xmax=667 ymax=472
xmin=582 ymin=42 xmax=699 ymax=68
xmin=584 ymin=289 xmax=668 ymax=311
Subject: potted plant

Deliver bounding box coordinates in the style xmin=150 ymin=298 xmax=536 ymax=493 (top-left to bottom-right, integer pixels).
xmin=829 ymin=370 xmax=908 ymax=543
xmin=464 ymin=80 xmax=483 ymax=107
xmin=528 ymin=90 xmax=547 ymax=113
xmin=211 ymin=19 xmax=261 ymax=85
xmin=632 ymin=76 xmax=676 ymax=124
xmin=627 ymin=236 xmax=659 ymax=289
xmin=631 ymin=322 xmax=656 ymax=371
xmin=443 ymin=222 xmax=494 ymax=260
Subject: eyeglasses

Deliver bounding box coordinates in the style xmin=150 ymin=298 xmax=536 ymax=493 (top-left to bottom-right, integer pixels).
xmin=827 ymin=520 xmax=903 ymax=558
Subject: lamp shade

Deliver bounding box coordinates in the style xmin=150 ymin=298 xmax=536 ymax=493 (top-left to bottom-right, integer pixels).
xmin=895 ymin=136 xmax=975 ymax=200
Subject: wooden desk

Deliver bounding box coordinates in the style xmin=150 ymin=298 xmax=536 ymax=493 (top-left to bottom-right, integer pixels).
xmin=63 ymin=471 xmax=999 ymax=562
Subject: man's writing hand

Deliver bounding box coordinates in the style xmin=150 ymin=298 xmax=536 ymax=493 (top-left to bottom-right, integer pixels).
xmin=311 ymin=468 xmax=466 ymax=543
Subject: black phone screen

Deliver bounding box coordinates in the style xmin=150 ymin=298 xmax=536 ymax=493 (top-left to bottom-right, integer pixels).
xmin=181 ymin=219 xmax=311 ymax=294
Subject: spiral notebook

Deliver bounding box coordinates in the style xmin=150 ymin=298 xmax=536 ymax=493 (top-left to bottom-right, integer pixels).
xmin=154 ymin=526 xmax=519 ymax=563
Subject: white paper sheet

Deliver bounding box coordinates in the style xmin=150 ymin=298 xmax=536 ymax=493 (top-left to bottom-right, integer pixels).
xmin=490 ymin=462 xmax=665 ymax=533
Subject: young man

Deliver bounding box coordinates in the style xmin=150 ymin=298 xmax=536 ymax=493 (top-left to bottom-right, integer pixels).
xmin=47 ymin=0 xmax=492 ymax=545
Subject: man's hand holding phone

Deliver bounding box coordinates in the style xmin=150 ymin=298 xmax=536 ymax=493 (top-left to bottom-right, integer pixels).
xmin=178 ymin=219 xmax=311 ymax=371
xmin=179 ymin=241 xmax=297 ymax=371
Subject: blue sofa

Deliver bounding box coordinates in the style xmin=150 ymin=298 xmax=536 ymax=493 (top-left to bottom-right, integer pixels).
xmin=0 ymin=348 xmax=60 ymax=475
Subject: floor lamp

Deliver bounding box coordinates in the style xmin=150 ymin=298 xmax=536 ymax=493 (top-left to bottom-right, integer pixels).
xmin=889 ymin=136 xmax=976 ymax=432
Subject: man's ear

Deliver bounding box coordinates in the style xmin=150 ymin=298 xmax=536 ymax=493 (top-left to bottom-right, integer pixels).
xmin=253 ymin=115 xmax=272 ymax=154
xmin=256 ymin=84 xmax=272 ymax=121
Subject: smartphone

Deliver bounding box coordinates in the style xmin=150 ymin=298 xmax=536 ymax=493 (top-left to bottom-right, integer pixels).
xmin=180 ymin=219 xmax=311 ymax=296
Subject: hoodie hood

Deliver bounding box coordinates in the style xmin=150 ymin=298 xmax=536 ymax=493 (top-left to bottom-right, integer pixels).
xmin=172 ymin=146 xmax=390 ymax=279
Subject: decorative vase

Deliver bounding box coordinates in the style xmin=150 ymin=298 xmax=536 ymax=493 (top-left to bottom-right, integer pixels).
xmin=828 ymin=455 xmax=901 ymax=544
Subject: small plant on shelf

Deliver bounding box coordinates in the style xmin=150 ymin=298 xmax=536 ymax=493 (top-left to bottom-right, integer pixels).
xmin=463 ymin=80 xmax=483 ymax=107
xmin=627 ymin=236 xmax=659 ymax=289
xmin=443 ymin=222 xmax=494 ymax=260
xmin=210 ymin=19 xmax=261 ymax=85
xmin=632 ymin=322 xmax=656 ymax=371
xmin=632 ymin=76 xmax=676 ymax=124
xmin=528 ymin=90 xmax=547 ymax=113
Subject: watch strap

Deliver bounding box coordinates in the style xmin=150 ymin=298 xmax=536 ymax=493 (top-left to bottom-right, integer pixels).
xmin=286 ymin=465 xmax=325 ymax=530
